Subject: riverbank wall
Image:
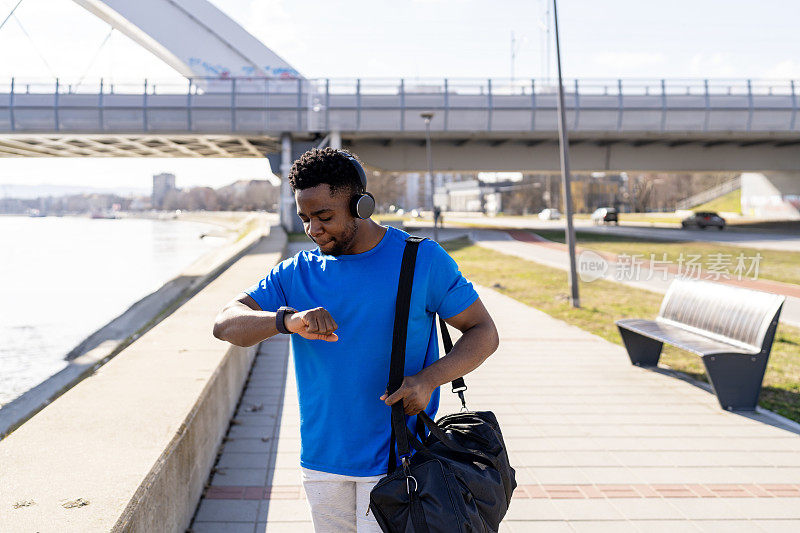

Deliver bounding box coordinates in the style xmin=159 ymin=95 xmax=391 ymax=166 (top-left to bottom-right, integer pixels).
xmin=0 ymin=222 xmax=287 ymax=531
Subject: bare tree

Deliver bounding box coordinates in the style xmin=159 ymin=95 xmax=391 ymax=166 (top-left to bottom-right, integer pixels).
xmin=503 ymin=177 xmax=547 ymax=215
xmin=630 ymin=174 xmax=655 ymax=212
xmin=367 ymin=171 xmax=404 ymax=213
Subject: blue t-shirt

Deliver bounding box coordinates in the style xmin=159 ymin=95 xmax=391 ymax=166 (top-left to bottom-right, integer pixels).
xmin=244 ymin=226 xmax=479 ymax=476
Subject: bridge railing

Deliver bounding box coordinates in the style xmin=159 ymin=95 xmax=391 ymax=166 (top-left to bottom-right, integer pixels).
xmin=1 ymin=77 xmax=797 ymax=97
xmin=1 ymin=77 xmax=798 ymax=134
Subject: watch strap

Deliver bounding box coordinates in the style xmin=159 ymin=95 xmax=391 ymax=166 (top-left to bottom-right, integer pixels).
xmin=276 ymin=306 xmax=297 ymax=334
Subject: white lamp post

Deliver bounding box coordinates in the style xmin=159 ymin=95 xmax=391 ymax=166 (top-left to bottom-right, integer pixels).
xmin=420 ymin=111 xmax=438 ymax=241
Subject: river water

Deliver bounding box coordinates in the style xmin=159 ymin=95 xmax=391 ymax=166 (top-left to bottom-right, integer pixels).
xmin=0 ymin=215 xmax=229 ymax=407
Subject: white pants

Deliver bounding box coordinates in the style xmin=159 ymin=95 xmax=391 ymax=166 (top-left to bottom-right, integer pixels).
xmin=301 ymin=466 xmax=384 ymax=532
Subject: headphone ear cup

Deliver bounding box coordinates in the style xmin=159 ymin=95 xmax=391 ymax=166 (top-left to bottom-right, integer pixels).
xmin=352 ymin=192 xmax=375 ymax=219
xmin=361 ymin=192 xmax=375 ymax=218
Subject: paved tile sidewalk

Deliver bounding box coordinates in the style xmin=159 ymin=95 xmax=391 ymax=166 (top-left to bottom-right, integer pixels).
xmin=190 ymin=247 xmax=800 ymax=532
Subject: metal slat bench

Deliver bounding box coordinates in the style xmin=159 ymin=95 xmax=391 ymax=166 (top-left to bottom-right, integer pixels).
xmin=615 ymin=278 xmax=785 ymax=411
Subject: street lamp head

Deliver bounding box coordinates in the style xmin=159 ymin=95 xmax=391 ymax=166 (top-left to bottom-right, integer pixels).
xmin=420 ymin=111 xmax=434 ymax=122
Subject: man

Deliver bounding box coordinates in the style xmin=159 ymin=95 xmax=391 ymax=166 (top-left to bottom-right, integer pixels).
xmin=212 ymin=147 xmax=499 ymax=532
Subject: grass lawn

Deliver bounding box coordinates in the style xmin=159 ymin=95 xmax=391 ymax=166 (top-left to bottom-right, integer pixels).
xmin=530 ymin=228 xmax=800 ymax=287
xmin=451 ymin=212 xmax=686 ymax=224
xmin=375 ymin=214 xmax=416 ymax=223
xmin=693 ymin=188 xmax=742 ymax=214
xmin=442 ymin=237 xmax=800 ymax=423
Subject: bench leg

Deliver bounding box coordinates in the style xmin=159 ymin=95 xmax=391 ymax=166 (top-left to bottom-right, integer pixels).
xmin=617 ymin=327 xmax=663 ymax=367
xmin=701 ymin=352 xmax=769 ymax=411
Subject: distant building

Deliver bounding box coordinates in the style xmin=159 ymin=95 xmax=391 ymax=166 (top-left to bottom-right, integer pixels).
xmin=441 ymin=179 xmax=483 ymax=212
xmin=407 ymin=172 xmax=476 ymax=211
xmin=434 ymin=179 xmax=510 ymax=215
xmin=152 ymin=172 xmax=177 ymax=209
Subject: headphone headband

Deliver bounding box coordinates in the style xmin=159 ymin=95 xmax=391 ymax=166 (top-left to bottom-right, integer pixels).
xmin=340 ymin=151 xmax=368 ymax=190
xmin=339 ymin=150 xmax=375 ymax=219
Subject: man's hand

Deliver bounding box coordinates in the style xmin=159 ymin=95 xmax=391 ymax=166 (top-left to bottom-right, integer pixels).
xmin=285 ymin=307 xmax=339 ymax=342
xmin=380 ymin=374 xmax=435 ymax=415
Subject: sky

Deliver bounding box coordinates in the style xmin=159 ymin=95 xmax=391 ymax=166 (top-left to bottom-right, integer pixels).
xmin=1 ymin=0 xmax=799 ymax=189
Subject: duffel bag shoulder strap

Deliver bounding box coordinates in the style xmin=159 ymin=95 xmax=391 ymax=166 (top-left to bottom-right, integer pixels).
xmin=387 ymin=236 xmax=424 ymax=474
xmin=439 ymin=317 xmax=468 ymax=408
xmin=414 ymin=318 xmax=468 ymax=438
xmin=406 ymin=239 xmax=469 ymax=397
xmin=389 ymin=235 xmax=471 ymax=471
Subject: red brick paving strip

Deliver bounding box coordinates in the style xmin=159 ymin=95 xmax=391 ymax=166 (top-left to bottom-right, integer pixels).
xmin=205 ymin=483 xmax=800 ymax=500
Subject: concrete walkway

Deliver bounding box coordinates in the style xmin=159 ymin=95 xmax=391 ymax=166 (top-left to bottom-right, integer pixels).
xmin=189 ymin=242 xmax=800 ymax=533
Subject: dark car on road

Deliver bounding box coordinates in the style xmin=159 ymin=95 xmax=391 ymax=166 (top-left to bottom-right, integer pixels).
xmin=681 ymin=211 xmax=726 ymax=230
xmin=591 ymin=207 xmax=619 ymax=225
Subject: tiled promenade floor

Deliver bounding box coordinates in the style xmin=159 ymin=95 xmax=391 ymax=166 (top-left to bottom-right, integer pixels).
xmin=190 ymin=243 xmax=800 ymax=533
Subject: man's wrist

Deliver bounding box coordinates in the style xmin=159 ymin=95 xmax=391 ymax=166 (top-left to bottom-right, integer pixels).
xmin=413 ymin=369 xmax=439 ymax=395
xmin=275 ymin=306 xmax=297 ymax=334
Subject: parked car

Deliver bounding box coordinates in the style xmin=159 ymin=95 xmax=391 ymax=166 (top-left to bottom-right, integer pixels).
xmin=590 ymin=207 xmax=619 ymax=225
xmin=538 ymin=208 xmax=561 ymax=220
xmin=682 ymin=211 xmax=726 ymax=230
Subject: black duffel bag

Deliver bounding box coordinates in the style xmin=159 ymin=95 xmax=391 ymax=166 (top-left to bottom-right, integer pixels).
xmin=369 ymin=236 xmax=516 ymax=533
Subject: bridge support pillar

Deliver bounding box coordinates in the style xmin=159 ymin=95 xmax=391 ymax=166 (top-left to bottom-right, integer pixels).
xmin=330 ymin=130 xmax=341 ymax=150
xmin=741 ymin=172 xmax=800 ymax=220
xmin=271 ymin=134 xmax=317 ymax=233
xmin=279 ymin=133 xmax=303 ymax=233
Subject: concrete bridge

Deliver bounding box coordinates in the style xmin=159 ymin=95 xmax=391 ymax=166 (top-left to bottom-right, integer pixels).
xmin=0 ymin=0 xmax=791 ymax=175
xmin=1 ymin=77 xmax=800 ymax=173
xmin=6 ymin=76 xmax=800 ymax=226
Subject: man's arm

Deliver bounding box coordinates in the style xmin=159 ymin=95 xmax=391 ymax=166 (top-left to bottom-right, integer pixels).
xmin=212 ymin=293 xmax=280 ymax=347
xmin=381 ymin=297 xmax=499 ymax=415
xmin=213 ymin=293 xmax=339 ymax=347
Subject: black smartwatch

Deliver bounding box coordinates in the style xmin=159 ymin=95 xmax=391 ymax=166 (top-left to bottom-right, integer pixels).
xmin=275 ymin=306 xmax=297 ymax=334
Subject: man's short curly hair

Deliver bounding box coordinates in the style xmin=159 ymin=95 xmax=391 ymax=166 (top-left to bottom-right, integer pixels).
xmin=288 ymin=147 xmax=364 ymax=196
